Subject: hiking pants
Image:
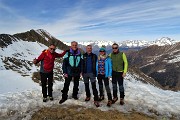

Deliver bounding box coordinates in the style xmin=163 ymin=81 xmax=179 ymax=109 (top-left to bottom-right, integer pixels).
xmin=61 ymin=76 xmax=80 ymax=99
xmin=97 ymin=74 xmax=112 ymax=101
xmin=40 ymin=72 xmax=53 ymax=98
xmin=112 ymin=71 xmax=125 ymax=99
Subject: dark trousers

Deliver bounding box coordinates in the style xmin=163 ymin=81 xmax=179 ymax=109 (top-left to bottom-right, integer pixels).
xmin=112 ymin=71 xmax=125 ymax=99
xmin=40 ymin=72 xmax=53 ymax=98
xmin=83 ymin=73 xmax=99 ymax=101
xmin=97 ymin=74 xmax=112 ymax=101
xmin=61 ymin=76 xmax=80 ymax=99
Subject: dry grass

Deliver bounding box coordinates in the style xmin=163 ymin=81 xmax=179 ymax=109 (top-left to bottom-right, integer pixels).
xmin=31 ymin=105 xmax=156 ymax=120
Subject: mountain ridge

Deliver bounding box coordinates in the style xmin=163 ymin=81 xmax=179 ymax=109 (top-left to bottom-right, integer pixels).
xmin=64 ymin=37 xmax=178 ymax=49
xmin=127 ymin=42 xmax=180 ymax=91
xmin=0 ymin=29 xmax=69 ymax=50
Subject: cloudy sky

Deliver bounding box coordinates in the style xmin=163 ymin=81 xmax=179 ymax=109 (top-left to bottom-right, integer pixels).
xmin=0 ymin=0 xmax=180 ymax=42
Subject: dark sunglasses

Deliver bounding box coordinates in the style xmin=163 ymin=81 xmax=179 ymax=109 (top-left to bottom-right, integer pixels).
xmin=50 ymin=48 xmax=56 ymax=51
xmin=99 ymin=51 xmax=105 ymax=52
xmin=112 ymin=47 xmax=118 ymax=49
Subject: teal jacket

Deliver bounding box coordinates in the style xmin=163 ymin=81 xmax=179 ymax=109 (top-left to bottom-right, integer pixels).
xmin=62 ymin=49 xmax=82 ymax=77
xmin=96 ymin=57 xmax=112 ymax=78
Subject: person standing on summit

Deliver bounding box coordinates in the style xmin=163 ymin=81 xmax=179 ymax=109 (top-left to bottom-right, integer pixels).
xmin=82 ymin=45 xmax=100 ymax=107
xmin=59 ymin=41 xmax=82 ymax=104
xmin=109 ymin=43 xmax=128 ymax=105
xmin=96 ymin=47 xmax=113 ymax=107
xmin=33 ymin=44 xmax=66 ymax=102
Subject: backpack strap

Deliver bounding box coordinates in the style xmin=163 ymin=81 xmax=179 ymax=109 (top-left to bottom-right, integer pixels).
xmin=42 ymin=49 xmax=48 ymax=61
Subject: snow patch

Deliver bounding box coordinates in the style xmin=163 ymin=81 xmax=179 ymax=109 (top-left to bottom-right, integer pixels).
xmin=157 ymin=69 xmax=166 ymax=73
xmin=166 ymin=55 xmax=180 ymax=63
xmin=0 ymin=70 xmax=39 ymax=94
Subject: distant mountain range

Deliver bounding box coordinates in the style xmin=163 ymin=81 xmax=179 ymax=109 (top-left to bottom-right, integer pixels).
xmin=63 ymin=37 xmax=178 ymax=53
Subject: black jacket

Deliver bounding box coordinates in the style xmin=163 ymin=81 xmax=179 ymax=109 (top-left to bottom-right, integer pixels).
xmin=82 ymin=52 xmax=97 ymax=75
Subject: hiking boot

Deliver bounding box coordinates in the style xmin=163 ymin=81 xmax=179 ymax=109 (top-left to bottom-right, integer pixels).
xmin=49 ymin=97 xmax=54 ymax=101
xmin=98 ymin=96 xmax=104 ymax=101
xmin=85 ymin=97 xmax=91 ymax=101
xmin=72 ymin=96 xmax=78 ymax=100
xmin=59 ymin=98 xmax=67 ymax=104
xmin=112 ymin=97 xmax=118 ymax=104
xmin=107 ymin=100 xmax=112 ymax=107
xmin=43 ymin=97 xmax=47 ymax=102
xmin=120 ymin=98 xmax=124 ymax=105
xmin=94 ymin=101 xmax=100 ymax=107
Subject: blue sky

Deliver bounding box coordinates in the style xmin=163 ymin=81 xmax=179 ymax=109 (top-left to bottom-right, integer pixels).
xmin=0 ymin=0 xmax=180 ymax=42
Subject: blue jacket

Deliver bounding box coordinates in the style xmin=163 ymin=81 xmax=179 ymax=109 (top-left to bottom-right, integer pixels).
xmin=96 ymin=57 xmax=112 ymax=77
xmin=62 ymin=49 xmax=82 ymax=77
xmin=81 ymin=52 xmax=97 ymax=75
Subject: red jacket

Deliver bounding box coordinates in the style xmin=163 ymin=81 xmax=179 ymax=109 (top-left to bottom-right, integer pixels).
xmin=36 ymin=50 xmax=66 ymax=72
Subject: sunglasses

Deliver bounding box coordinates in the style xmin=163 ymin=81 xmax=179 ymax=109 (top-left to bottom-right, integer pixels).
xmin=99 ymin=51 xmax=105 ymax=52
xmin=50 ymin=48 xmax=56 ymax=51
xmin=112 ymin=47 xmax=118 ymax=49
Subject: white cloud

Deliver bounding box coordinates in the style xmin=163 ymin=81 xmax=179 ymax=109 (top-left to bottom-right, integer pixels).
xmin=42 ymin=0 xmax=180 ymax=35
xmin=0 ymin=1 xmax=41 ymax=34
xmin=0 ymin=0 xmax=180 ymax=41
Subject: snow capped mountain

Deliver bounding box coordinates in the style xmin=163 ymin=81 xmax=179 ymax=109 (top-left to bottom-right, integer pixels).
xmin=151 ymin=37 xmax=178 ymax=46
xmin=64 ymin=37 xmax=179 ymax=48
xmin=79 ymin=40 xmax=114 ymax=47
xmin=118 ymin=40 xmax=150 ymax=47
xmin=64 ymin=40 xmax=114 ymax=49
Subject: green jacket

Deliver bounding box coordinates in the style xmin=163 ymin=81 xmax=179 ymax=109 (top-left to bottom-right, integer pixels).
xmin=109 ymin=52 xmax=128 ymax=73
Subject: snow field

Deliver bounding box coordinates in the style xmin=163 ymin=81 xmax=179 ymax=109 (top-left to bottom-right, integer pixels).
xmin=0 ymin=73 xmax=180 ymax=119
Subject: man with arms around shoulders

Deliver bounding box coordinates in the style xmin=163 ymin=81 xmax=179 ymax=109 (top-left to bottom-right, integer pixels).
xmin=33 ymin=44 xmax=66 ymax=102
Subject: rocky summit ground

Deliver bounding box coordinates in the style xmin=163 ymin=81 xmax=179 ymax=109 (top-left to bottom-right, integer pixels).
xmin=31 ymin=105 xmax=157 ymax=120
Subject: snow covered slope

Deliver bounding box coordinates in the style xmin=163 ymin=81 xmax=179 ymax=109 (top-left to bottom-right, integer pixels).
xmin=0 ymin=38 xmax=63 ymax=94
xmin=0 ymin=72 xmax=180 ymax=119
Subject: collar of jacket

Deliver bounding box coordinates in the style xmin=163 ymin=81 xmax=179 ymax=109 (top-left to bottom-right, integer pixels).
xmin=113 ymin=50 xmax=119 ymax=54
xmin=70 ymin=48 xmax=80 ymax=55
xmin=85 ymin=52 xmax=93 ymax=56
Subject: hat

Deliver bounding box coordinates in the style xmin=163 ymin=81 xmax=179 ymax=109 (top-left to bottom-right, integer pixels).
xmin=99 ymin=47 xmax=106 ymax=52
